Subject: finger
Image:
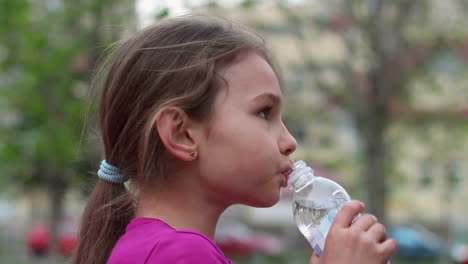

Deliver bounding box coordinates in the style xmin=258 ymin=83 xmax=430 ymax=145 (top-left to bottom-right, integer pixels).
xmin=351 ymin=213 xmax=378 ymax=232
xmin=377 ymin=238 xmax=398 ymax=259
xmin=366 ymin=222 xmax=387 ymax=242
xmin=332 ymin=200 xmax=365 ymax=228
xmin=308 ymin=252 xmax=320 ymax=264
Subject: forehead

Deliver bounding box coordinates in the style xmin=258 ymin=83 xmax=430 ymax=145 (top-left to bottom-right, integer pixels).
xmin=217 ymin=50 xmax=282 ymax=102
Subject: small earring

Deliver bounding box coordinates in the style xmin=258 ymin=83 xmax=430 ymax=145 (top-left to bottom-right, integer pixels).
xmin=190 ymin=151 xmax=196 ymax=157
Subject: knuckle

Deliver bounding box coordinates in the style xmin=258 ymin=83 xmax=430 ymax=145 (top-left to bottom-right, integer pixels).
xmin=342 ymin=201 xmax=355 ymax=211
xmin=359 ymin=214 xmax=376 ymax=225
xmin=344 ymin=200 xmax=361 ymax=212
xmin=346 ymin=230 xmax=360 ymax=244
xmin=390 ymin=238 xmax=399 ymax=251
xmin=366 ymin=213 xmax=378 ymax=223
xmin=375 ymin=244 xmax=387 ymax=257
xmin=361 ymin=214 xmax=370 ymax=221
xmin=362 ymin=236 xmax=374 ymax=247
xmin=377 ymin=239 xmax=398 ymax=257
xmin=378 ymin=223 xmax=387 ymax=235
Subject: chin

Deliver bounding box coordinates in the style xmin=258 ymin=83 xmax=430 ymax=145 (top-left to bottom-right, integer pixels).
xmin=246 ymin=193 xmax=281 ymax=208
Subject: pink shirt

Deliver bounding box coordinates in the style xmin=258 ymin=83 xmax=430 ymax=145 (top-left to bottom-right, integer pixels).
xmin=107 ymin=218 xmax=232 ymax=264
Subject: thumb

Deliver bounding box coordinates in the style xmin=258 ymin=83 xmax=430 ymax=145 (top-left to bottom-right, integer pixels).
xmin=309 ymin=252 xmax=320 ymax=264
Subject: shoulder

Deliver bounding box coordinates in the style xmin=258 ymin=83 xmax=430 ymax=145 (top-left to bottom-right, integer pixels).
xmin=146 ymin=230 xmax=231 ymax=264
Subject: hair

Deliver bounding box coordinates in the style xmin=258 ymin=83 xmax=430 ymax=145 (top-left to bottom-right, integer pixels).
xmin=74 ymin=14 xmax=278 ymax=264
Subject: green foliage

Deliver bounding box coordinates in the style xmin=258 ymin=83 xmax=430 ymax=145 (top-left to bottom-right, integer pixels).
xmin=241 ymin=0 xmax=258 ymax=9
xmin=206 ymin=1 xmax=220 ymax=8
xmin=419 ymin=159 xmax=434 ymax=188
xmin=0 ymin=0 xmax=134 ymax=191
xmin=154 ymin=7 xmax=170 ymax=20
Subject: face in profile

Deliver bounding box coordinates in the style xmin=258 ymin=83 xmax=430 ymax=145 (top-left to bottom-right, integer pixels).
xmin=195 ymin=49 xmax=297 ymax=208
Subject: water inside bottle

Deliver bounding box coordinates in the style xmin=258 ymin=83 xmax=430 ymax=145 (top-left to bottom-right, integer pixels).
xmin=289 ymin=160 xmax=355 ymax=255
xmin=292 ymin=188 xmax=350 ymax=255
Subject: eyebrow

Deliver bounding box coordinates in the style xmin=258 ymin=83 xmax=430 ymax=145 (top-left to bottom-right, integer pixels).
xmin=251 ymin=93 xmax=282 ymax=106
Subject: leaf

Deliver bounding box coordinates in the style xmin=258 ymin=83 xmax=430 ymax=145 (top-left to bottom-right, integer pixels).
xmin=154 ymin=7 xmax=170 ymax=20
xmin=241 ymin=0 xmax=257 ymax=9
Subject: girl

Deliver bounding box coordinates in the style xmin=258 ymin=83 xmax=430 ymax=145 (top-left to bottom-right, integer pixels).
xmin=74 ymin=14 xmax=397 ymax=264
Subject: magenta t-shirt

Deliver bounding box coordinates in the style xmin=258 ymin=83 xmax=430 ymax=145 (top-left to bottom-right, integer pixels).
xmin=107 ymin=218 xmax=233 ymax=264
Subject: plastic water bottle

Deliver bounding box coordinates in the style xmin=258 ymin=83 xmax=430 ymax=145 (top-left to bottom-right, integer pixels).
xmin=289 ymin=160 xmax=353 ymax=256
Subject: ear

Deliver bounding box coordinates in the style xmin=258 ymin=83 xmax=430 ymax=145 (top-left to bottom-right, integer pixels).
xmin=156 ymin=106 xmax=198 ymax=162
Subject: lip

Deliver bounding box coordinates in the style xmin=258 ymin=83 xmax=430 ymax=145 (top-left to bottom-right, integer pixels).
xmin=280 ymin=167 xmax=294 ymax=187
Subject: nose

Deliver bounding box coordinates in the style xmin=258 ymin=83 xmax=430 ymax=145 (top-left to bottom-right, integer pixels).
xmin=279 ymin=122 xmax=297 ymax=156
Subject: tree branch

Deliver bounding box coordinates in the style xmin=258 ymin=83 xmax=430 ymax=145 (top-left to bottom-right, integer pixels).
xmin=275 ymin=3 xmax=348 ymax=105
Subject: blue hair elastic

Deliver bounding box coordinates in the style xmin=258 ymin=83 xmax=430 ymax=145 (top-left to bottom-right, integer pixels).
xmin=97 ymin=160 xmax=128 ymax=184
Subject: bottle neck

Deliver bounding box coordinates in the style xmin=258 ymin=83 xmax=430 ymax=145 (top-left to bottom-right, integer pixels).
xmin=288 ymin=160 xmax=316 ymax=191
xmin=290 ymin=171 xmax=314 ymax=191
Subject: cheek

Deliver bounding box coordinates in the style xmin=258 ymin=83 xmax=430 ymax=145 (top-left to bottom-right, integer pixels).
xmin=200 ymin=117 xmax=278 ymax=180
xmin=206 ymin=118 xmax=249 ymax=153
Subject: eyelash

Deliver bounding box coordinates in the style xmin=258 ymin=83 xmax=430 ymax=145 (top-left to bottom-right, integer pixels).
xmin=258 ymin=106 xmax=273 ymax=120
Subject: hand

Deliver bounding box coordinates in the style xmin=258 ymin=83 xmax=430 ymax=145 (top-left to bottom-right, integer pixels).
xmin=308 ymin=200 xmax=397 ymax=264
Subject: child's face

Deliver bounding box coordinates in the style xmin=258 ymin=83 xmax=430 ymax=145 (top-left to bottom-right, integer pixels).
xmin=195 ymin=50 xmax=297 ymax=208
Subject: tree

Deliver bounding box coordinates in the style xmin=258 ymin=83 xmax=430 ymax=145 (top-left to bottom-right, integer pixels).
xmin=274 ymin=0 xmax=468 ymax=225
xmin=0 ymin=0 xmax=135 ymax=255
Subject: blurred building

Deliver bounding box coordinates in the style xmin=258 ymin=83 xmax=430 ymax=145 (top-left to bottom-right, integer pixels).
xmin=193 ymin=0 xmax=468 ymax=235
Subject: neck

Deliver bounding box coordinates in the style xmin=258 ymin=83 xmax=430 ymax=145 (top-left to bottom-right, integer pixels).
xmin=135 ymin=174 xmax=226 ymax=239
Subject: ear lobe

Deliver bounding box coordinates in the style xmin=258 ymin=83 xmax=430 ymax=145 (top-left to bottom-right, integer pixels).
xmin=156 ymin=107 xmax=197 ymax=162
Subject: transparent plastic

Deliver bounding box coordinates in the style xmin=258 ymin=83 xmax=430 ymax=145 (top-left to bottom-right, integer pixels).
xmin=289 ymin=160 xmax=352 ymax=256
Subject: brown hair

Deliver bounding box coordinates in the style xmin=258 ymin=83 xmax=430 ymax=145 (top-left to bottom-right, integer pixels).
xmin=74 ymin=14 xmax=276 ymax=264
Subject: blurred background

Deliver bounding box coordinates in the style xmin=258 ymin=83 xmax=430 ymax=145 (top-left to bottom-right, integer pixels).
xmin=1 ymin=0 xmax=467 ymax=263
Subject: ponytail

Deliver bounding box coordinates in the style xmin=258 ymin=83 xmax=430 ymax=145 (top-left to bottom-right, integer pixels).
xmin=74 ymin=180 xmax=134 ymax=264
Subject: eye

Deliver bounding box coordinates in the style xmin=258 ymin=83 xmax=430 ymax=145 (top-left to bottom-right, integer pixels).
xmin=258 ymin=106 xmax=272 ymax=120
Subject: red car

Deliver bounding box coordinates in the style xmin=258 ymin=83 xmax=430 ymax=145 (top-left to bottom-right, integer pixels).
xmin=26 ymin=219 xmax=78 ymax=257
